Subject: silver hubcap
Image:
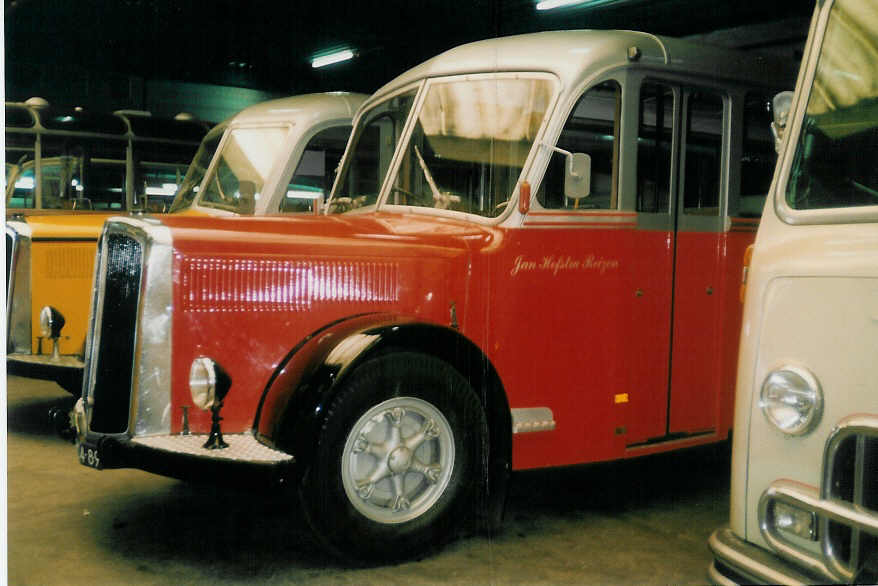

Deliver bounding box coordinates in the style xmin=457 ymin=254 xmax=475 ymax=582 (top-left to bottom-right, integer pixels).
xmin=341 ymin=397 xmax=454 ymax=524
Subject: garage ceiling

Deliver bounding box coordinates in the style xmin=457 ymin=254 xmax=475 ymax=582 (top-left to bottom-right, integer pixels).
xmin=6 ymin=0 xmax=814 ymax=99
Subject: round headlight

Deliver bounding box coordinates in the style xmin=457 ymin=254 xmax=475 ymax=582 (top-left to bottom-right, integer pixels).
xmin=189 ymin=357 xmax=217 ymax=410
xmin=39 ymin=306 xmax=65 ymax=338
xmin=759 ymin=365 xmax=823 ymax=435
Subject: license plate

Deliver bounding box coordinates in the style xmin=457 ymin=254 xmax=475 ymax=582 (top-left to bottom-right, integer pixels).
xmin=78 ymin=441 xmax=103 ymax=469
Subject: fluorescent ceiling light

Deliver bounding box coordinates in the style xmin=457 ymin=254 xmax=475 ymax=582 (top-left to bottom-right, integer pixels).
xmin=286 ymin=189 xmax=322 ymax=199
xmin=536 ymin=0 xmax=589 ymax=9
xmin=311 ymin=49 xmax=355 ymax=68
xmin=146 ymin=183 xmax=180 ymax=197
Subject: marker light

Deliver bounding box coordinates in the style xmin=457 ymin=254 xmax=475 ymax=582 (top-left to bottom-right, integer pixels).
xmin=760 ymin=365 xmax=823 ymax=436
xmin=311 ymin=49 xmax=355 ymax=69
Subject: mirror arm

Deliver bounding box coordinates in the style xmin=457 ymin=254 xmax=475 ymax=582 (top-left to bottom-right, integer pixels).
xmin=542 ymin=143 xmax=580 ymax=178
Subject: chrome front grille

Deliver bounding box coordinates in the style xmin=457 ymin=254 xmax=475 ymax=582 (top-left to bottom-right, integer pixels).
xmin=823 ymin=422 xmax=878 ymax=578
xmin=760 ymin=416 xmax=878 ymax=583
xmin=87 ymin=232 xmax=144 ymax=434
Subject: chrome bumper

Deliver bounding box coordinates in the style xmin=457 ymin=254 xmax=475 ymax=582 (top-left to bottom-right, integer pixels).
xmin=7 ymin=353 xmax=84 ymax=394
xmin=708 ymin=526 xmax=818 ymax=585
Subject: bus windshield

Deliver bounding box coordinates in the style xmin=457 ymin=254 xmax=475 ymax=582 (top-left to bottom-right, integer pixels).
xmin=785 ymin=0 xmax=878 ymax=210
xmin=389 ymin=76 xmax=554 ymax=218
xmin=169 ymin=132 xmax=223 ymax=213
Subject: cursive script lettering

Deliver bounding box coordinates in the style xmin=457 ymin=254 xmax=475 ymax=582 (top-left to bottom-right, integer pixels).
xmin=510 ymin=254 xmax=620 ymax=277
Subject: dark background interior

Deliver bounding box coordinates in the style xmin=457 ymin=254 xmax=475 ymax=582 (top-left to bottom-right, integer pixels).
xmin=5 ymin=0 xmax=815 ymax=121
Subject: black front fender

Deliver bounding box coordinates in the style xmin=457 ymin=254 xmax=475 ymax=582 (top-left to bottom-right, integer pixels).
xmin=254 ymin=314 xmax=511 ymax=489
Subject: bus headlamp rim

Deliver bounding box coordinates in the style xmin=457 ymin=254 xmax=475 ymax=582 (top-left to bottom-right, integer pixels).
xmin=759 ymin=365 xmax=823 ymax=436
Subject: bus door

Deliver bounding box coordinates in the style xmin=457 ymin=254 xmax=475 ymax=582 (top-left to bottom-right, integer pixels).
xmin=625 ymin=83 xmax=729 ymax=444
xmin=666 ymin=89 xmax=727 ymax=436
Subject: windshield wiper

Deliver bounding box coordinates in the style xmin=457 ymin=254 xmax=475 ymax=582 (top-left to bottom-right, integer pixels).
xmin=414 ymin=145 xmax=460 ymax=209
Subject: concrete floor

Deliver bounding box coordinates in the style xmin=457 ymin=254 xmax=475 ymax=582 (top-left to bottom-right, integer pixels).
xmin=7 ymin=375 xmax=730 ymax=585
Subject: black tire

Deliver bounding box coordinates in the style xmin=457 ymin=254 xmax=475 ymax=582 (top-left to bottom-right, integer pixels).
xmin=299 ymin=351 xmax=487 ymax=563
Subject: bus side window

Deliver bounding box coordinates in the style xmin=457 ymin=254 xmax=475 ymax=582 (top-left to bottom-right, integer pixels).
xmin=8 ymin=164 xmax=35 ymax=208
xmin=136 ymin=141 xmax=198 ymax=212
xmin=538 ymin=80 xmax=620 ymax=210
xmin=41 ymin=136 xmax=126 ymax=210
xmin=682 ymin=91 xmax=724 ymax=216
xmin=739 ymin=94 xmax=775 ymax=217
xmin=5 ymin=131 xmax=35 ymax=209
xmin=282 ymin=125 xmax=352 ymax=213
xmin=637 ymin=82 xmax=674 ymax=213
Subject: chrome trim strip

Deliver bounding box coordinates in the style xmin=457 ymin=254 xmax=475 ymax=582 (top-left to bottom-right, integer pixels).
xmin=83 ymin=216 xmax=173 ymax=437
xmin=81 ymin=226 xmax=106 ymax=406
xmin=511 ymin=407 xmax=556 ymax=434
xmin=707 ymin=563 xmax=740 ymax=586
xmin=110 ymin=217 xmax=174 ymax=437
xmin=6 ymin=222 xmax=32 ymax=355
xmin=709 ymin=526 xmax=816 ymax=585
xmin=523 ymin=212 xmax=637 ymax=229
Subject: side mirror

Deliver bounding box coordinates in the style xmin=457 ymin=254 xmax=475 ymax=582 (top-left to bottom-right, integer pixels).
xmin=771 ymin=91 xmax=794 ymax=154
xmin=72 ymin=197 xmax=93 ymax=210
xmin=565 ymin=152 xmax=591 ymax=200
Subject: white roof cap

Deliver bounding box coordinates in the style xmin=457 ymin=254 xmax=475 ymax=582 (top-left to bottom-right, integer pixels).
xmin=222 ymin=92 xmax=368 ymax=128
xmin=369 ymin=29 xmax=793 ymax=105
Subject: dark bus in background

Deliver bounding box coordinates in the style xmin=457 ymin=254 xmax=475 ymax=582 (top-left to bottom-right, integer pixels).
xmin=5 ymin=98 xmax=209 ymax=213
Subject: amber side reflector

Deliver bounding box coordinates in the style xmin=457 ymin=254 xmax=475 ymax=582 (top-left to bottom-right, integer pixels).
xmin=740 ymin=244 xmax=754 ymax=303
xmin=518 ymin=181 xmax=531 ymax=215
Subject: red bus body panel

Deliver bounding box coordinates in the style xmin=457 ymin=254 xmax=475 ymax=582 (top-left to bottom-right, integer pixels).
xmin=157 ymin=210 xmax=755 ymax=471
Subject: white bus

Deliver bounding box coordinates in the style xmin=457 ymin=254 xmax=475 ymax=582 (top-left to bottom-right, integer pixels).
xmin=709 ymin=0 xmax=878 ymax=583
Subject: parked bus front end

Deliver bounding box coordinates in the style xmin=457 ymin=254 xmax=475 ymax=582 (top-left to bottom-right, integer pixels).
xmin=709 ymin=0 xmax=878 ymax=583
xmin=73 ymin=30 xmax=793 ymax=563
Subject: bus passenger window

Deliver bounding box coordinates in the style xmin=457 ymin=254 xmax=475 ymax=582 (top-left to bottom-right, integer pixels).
xmin=41 ymin=136 xmax=127 ymax=210
xmin=333 ymin=91 xmax=416 ymax=212
xmin=637 ymin=82 xmax=673 ymax=213
xmin=282 ymin=125 xmax=352 ymax=213
xmin=739 ymin=94 xmax=775 ymax=217
xmin=5 ymin=129 xmax=35 ymax=209
xmin=683 ymin=92 xmax=724 ymax=216
xmin=539 ymin=80 xmax=620 ymax=210
xmin=136 ymin=141 xmax=198 ymax=212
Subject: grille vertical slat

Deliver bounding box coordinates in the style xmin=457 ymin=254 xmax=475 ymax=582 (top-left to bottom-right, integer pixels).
xmin=89 ymin=233 xmax=143 ymax=433
xmin=827 ymin=431 xmax=878 ymax=576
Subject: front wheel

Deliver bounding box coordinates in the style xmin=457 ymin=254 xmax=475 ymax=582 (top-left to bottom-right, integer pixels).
xmin=300 ymin=352 xmax=487 ymax=563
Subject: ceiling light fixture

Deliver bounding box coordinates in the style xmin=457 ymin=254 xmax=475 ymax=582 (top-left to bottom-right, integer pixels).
xmin=311 ymin=49 xmax=355 ymax=69
xmin=536 ymin=0 xmax=618 ymax=10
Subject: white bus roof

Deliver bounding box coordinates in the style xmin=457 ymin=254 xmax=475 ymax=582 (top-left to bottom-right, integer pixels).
xmin=220 ymin=92 xmax=367 ymax=128
xmin=369 ymin=29 xmax=792 ymax=104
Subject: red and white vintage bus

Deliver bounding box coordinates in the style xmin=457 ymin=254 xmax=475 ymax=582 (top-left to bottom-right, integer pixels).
xmin=73 ymin=30 xmax=794 ymax=562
